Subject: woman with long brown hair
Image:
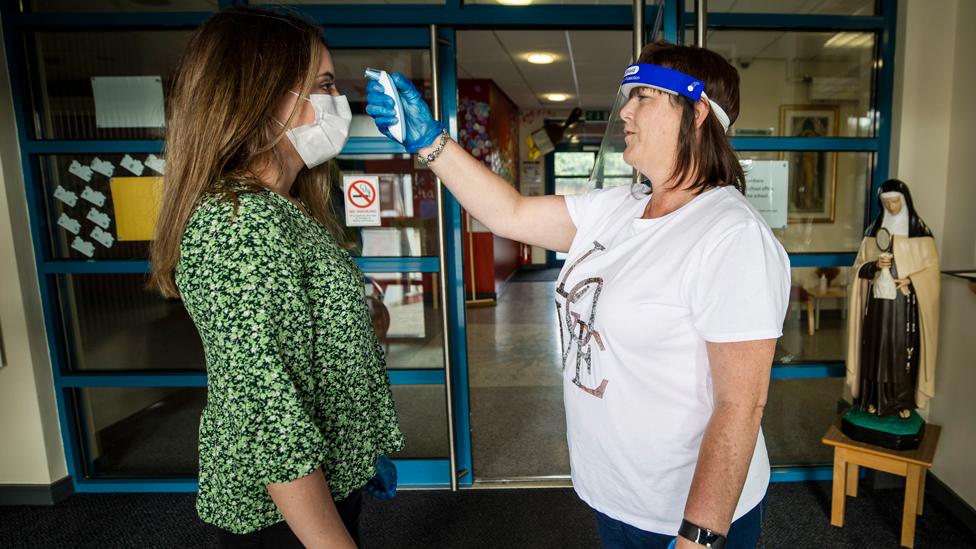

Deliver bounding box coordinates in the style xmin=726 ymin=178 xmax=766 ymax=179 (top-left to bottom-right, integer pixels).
xmin=151 ymin=7 xmax=403 ymax=547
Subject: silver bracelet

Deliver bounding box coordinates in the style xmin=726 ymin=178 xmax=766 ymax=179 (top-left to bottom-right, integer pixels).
xmin=418 ymin=129 xmax=450 ymax=167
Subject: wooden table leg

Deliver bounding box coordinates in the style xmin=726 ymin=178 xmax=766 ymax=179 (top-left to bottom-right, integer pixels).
xmin=846 ymin=463 xmax=859 ymax=497
xmin=917 ymin=468 xmax=927 ymax=515
xmin=807 ymin=298 xmax=816 ymax=336
xmin=902 ymin=463 xmax=921 ymax=548
xmin=831 ymin=448 xmax=847 ymax=527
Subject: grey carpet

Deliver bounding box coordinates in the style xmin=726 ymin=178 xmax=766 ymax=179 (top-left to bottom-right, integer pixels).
xmin=1 ymin=482 xmax=974 ymax=548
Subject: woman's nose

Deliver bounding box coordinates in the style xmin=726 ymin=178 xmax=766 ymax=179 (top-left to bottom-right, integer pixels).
xmin=619 ymin=97 xmax=636 ymax=121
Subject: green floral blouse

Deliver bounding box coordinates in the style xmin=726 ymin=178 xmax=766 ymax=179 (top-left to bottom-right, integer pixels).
xmin=176 ymin=185 xmax=404 ymax=534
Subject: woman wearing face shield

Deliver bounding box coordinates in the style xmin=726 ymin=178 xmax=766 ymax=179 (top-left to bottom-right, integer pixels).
xmin=150 ymin=7 xmax=403 ymax=548
xmin=366 ymin=42 xmax=789 ymax=549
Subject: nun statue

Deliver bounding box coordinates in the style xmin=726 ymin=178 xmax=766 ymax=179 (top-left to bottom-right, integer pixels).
xmin=844 ymin=179 xmax=940 ymax=449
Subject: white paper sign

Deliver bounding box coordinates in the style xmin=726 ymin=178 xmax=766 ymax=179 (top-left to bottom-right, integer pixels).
xmin=69 ymin=160 xmax=94 ymax=182
xmin=742 ymin=160 xmax=789 ymax=229
xmin=57 ymin=213 xmax=81 ymax=235
xmin=71 ymin=237 xmax=95 ymax=258
xmin=90 ymin=157 xmax=115 ymax=178
xmin=86 ymin=208 xmax=112 ymax=230
xmin=343 ymin=175 xmax=381 ymax=227
xmin=91 ymin=226 xmax=115 ymax=248
xmin=54 ymin=185 xmax=78 ymax=207
xmin=91 ymin=76 xmax=166 ymax=129
xmin=145 ymin=154 xmax=166 ymax=175
xmin=81 ymin=185 xmax=107 ymax=207
xmin=120 ymin=154 xmax=145 ymax=176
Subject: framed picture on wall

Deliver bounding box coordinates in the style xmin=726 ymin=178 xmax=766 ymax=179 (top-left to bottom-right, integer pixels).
xmin=779 ymin=105 xmax=839 ymax=223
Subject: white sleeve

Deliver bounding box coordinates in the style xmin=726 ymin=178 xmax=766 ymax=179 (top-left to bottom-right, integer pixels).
xmin=690 ymin=219 xmax=791 ymax=343
xmin=563 ymin=187 xmax=611 ymax=233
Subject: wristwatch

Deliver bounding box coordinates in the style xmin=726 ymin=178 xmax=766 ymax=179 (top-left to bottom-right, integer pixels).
xmin=678 ymin=519 xmax=727 ymax=549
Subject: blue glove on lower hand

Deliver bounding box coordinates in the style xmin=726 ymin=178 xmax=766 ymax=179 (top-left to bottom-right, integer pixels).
xmin=365 ymin=72 xmax=445 ymax=153
xmin=365 ymin=455 xmax=397 ymax=500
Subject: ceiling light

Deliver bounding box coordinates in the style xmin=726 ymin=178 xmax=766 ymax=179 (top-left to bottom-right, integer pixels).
xmin=545 ymin=93 xmax=569 ymax=102
xmin=825 ymin=32 xmax=873 ymax=49
xmin=527 ymin=53 xmax=555 ymax=65
xmin=497 ymin=0 xmax=533 ymax=5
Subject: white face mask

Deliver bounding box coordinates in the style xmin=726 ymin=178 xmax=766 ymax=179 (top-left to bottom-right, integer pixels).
xmin=282 ymin=92 xmax=352 ymax=169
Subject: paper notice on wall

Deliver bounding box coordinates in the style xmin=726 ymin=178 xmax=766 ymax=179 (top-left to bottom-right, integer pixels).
xmin=742 ymin=160 xmax=789 ymax=229
xmin=110 ymin=176 xmax=163 ymax=241
xmin=54 ymin=185 xmax=78 ymax=207
xmin=70 ymin=237 xmax=95 ymax=258
xmin=57 ymin=213 xmax=81 ymax=235
xmin=69 ymin=160 xmax=94 ymax=182
xmin=144 ymin=154 xmax=166 ymax=175
xmin=86 ymin=207 xmax=112 ymax=230
xmin=81 ymin=185 xmax=107 ymax=207
xmin=343 ymin=175 xmax=381 ymax=227
xmin=91 ymin=76 xmax=166 ymax=128
xmin=120 ymin=154 xmax=145 ymax=176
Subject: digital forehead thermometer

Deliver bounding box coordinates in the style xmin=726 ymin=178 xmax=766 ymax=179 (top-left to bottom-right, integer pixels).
xmin=364 ymin=67 xmax=406 ymax=144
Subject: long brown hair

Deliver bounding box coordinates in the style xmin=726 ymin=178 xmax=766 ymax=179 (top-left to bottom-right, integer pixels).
xmin=150 ymin=7 xmax=333 ymax=298
xmin=637 ymin=41 xmax=745 ymax=194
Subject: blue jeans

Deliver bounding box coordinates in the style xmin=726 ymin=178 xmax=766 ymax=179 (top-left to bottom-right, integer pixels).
xmin=593 ymin=494 xmax=766 ymax=549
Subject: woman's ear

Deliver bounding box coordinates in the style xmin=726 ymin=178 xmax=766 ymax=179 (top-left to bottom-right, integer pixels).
xmin=693 ymin=99 xmax=710 ymax=129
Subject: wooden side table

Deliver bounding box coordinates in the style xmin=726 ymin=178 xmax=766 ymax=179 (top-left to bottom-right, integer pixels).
xmin=804 ymin=286 xmax=848 ymax=335
xmin=822 ymin=422 xmax=941 ymax=548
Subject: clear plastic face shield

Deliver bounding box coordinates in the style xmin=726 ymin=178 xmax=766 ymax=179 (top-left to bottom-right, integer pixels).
xmin=589 ymin=63 xmax=732 ymax=189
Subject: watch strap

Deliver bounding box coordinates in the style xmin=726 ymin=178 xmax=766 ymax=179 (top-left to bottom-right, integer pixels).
xmin=678 ymin=519 xmax=727 ymax=549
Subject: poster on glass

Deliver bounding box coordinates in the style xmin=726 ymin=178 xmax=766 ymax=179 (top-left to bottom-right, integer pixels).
xmin=780 ymin=105 xmax=839 ymax=224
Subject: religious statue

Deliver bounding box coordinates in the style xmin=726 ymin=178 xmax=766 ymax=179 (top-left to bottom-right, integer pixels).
xmin=843 ymin=179 xmax=940 ymax=450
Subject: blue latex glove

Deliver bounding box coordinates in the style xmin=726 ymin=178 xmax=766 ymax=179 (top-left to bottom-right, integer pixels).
xmin=365 ymin=454 xmax=397 ymax=500
xmin=667 ymin=538 xmax=677 ymax=549
xmin=365 ymin=72 xmax=445 ymax=153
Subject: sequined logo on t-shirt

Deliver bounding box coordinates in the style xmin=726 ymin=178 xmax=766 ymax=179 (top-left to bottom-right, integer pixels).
xmin=556 ymin=240 xmax=609 ymax=398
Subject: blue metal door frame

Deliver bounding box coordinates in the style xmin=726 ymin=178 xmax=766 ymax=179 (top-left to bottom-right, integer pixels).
xmin=1 ymin=0 xmax=898 ymax=490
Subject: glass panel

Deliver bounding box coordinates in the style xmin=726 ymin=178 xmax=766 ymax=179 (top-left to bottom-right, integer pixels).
xmin=29 ymin=31 xmax=191 ymax=140
xmin=554 ymin=152 xmax=594 ymax=177
xmin=38 ymin=153 xmax=441 ymax=260
xmin=330 ymin=49 xmax=431 ymax=139
xmin=279 ymin=0 xmax=445 ymax=3
xmin=79 ymin=387 xmax=203 ymax=477
xmin=368 ymin=272 xmax=445 ymax=370
xmin=691 ymin=31 xmax=877 ymax=137
xmin=465 ymin=0 xmax=633 ymax=4
xmin=764 ymin=378 xmax=844 ymax=466
xmin=685 ymin=0 xmax=875 ymax=15
xmin=59 ymin=271 xmax=442 ymax=371
xmin=79 ymin=384 xmax=449 ymax=475
xmin=40 ymin=154 xmax=156 ymax=260
xmin=58 ymin=274 xmax=205 ymax=372
xmin=738 ymin=151 xmax=870 ymax=253
xmin=27 ymin=0 xmax=217 ymax=11
xmin=334 ymin=155 xmax=440 ymax=257
xmin=778 ymin=266 xmax=849 ymax=364
xmin=389 ymin=384 xmax=449 ymax=459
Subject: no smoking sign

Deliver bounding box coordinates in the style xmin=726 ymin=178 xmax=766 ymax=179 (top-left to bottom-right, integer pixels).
xmin=343 ymin=175 xmax=381 ymax=227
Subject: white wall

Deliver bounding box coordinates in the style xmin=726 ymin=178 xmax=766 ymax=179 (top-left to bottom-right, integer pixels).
xmin=891 ymin=0 xmax=976 ymax=509
xmin=0 ymin=20 xmax=68 ymax=486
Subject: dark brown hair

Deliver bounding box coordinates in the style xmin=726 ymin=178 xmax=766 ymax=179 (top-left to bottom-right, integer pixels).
xmin=637 ymin=41 xmax=745 ymax=194
xmin=150 ymin=7 xmax=332 ymax=298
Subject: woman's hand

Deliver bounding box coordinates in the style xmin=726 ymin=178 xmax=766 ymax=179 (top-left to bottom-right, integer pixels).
xmin=365 ymin=73 xmax=445 ymax=153
xmin=878 ymin=255 xmax=892 ymax=269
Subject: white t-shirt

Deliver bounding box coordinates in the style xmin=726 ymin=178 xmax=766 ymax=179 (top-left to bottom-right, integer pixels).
xmin=557 ymin=184 xmax=790 ymax=534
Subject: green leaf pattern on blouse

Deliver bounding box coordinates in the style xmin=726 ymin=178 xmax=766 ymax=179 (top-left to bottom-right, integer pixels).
xmin=176 ymin=188 xmax=404 ymax=534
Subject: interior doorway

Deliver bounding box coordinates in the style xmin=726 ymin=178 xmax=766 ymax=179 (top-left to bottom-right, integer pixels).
xmin=455 ymin=29 xmax=632 ymax=482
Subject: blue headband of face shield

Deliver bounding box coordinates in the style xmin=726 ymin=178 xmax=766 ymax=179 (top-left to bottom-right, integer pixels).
xmin=620 ymin=63 xmax=731 ymax=132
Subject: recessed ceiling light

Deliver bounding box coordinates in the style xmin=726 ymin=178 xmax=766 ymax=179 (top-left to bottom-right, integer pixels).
xmin=545 ymin=93 xmax=569 ymax=102
xmin=497 ymin=0 xmax=533 ymax=5
xmin=527 ymin=53 xmax=555 ymax=64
